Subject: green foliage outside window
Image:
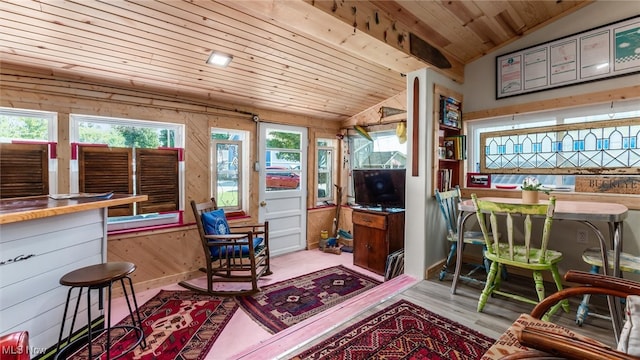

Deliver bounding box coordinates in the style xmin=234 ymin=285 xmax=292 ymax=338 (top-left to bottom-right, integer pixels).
xmin=78 ymin=123 xmax=169 ymax=148
xmin=267 ymin=131 xmax=301 ymax=162
xmin=0 ymin=116 xmax=48 ymax=140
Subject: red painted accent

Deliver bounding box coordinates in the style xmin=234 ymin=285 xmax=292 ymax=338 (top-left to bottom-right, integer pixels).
xmin=107 ymin=210 xmax=186 ymax=235
xmin=226 ymin=212 xmax=250 ymax=220
xmin=49 ymin=142 xmax=57 ymax=159
xmin=9 ymin=140 xmax=57 ymax=159
xmin=159 ymin=147 xmax=184 ymax=161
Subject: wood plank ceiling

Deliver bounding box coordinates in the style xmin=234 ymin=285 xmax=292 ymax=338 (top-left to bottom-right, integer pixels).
xmin=0 ymin=0 xmax=590 ymax=121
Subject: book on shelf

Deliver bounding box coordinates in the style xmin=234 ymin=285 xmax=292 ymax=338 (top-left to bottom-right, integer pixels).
xmin=443 ymin=135 xmax=467 ymax=160
xmin=439 ymin=95 xmax=462 ymax=129
xmin=437 ymin=168 xmax=453 ymax=192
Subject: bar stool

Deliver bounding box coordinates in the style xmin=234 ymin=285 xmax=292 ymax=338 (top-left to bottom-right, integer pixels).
xmin=55 ymin=262 xmax=146 ymax=359
xmin=576 ymin=249 xmax=640 ymax=326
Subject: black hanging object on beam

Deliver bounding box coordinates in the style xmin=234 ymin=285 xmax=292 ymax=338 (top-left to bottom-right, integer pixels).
xmin=409 ymin=33 xmax=451 ymax=69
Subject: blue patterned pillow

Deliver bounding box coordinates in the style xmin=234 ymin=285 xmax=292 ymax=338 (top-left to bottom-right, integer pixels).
xmin=201 ymin=209 xmax=263 ymax=258
xmin=214 ymin=237 xmax=264 ymax=258
xmin=201 ymin=208 xmax=230 ymax=235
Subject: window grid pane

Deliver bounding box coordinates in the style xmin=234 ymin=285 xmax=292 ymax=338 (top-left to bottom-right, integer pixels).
xmin=350 ymin=130 xmax=407 ymax=170
xmin=481 ymin=118 xmax=640 ymax=174
xmin=317 ymin=147 xmax=333 ymax=201
xmin=213 ymin=140 xmax=241 ymax=209
xmin=265 ymin=129 xmax=302 ymax=192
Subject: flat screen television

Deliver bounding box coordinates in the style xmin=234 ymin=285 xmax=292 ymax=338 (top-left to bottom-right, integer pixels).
xmin=352 ymin=169 xmax=406 ymax=210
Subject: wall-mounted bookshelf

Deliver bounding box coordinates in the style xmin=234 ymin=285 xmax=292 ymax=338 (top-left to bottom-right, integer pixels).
xmin=432 ymin=85 xmax=465 ymax=195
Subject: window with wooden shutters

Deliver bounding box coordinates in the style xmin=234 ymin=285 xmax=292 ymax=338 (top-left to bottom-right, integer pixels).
xmin=136 ymin=148 xmax=179 ymax=213
xmin=78 ymin=146 xmax=133 ymax=216
xmin=0 ymin=143 xmax=48 ymax=198
xmin=71 ymin=114 xmax=184 ymax=230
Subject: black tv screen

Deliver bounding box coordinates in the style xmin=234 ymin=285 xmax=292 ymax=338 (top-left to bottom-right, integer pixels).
xmin=353 ymin=169 xmax=406 ymax=209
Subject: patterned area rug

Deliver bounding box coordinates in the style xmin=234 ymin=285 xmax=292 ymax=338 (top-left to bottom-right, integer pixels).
xmin=237 ymin=265 xmax=381 ymax=333
xmin=68 ymin=290 xmax=238 ymax=360
xmin=291 ymin=299 xmax=495 ymax=360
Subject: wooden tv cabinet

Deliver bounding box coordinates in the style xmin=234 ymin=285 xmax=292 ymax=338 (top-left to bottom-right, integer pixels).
xmin=352 ymin=208 xmax=405 ymax=276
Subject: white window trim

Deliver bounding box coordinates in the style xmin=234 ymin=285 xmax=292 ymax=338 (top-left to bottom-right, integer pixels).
xmin=0 ymin=107 xmax=58 ymax=194
xmin=316 ymin=138 xmax=336 ymax=205
xmin=211 ymin=128 xmax=250 ymax=213
xmin=69 ymin=114 xmax=185 ymax=230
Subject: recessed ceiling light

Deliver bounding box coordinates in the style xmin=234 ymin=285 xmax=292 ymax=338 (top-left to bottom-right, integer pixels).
xmin=206 ymin=51 xmax=233 ymax=68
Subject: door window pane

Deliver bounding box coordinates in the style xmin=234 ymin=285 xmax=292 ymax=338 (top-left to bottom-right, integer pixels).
xmin=265 ymin=129 xmax=301 ymax=192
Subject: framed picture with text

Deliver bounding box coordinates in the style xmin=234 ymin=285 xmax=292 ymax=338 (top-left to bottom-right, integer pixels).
xmin=466 ymin=173 xmax=491 ymax=188
xmin=496 ymin=15 xmax=640 ymax=99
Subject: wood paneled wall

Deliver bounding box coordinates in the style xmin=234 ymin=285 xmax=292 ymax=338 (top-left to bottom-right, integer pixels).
xmin=0 ymin=64 xmax=341 ymax=290
xmin=306 ymin=206 xmax=353 ymax=249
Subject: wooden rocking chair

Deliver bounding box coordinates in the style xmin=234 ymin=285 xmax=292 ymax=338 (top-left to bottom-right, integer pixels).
xmin=179 ymin=198 xmax=272 ymax=296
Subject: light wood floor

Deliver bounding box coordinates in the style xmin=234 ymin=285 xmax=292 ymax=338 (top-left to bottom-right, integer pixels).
xmin=273 ymin=271 xmax=619 ymax=359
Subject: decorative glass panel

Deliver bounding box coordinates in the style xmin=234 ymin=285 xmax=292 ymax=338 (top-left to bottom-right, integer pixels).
xmin=481 ymin=118 xmax=640 ymax=174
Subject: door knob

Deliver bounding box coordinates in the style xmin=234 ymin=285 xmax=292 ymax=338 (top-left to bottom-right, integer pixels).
xmin=260 ymin=201 xmax=267 ymax=207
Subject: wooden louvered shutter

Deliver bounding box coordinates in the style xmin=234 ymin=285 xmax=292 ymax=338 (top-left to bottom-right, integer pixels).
xmin=0 ymin=143 xmax=49 ymax=199
xmin=136 ymin=148 xmax=179 ymax=213
xmin=78 ymin=146 xmax=133 ymax=216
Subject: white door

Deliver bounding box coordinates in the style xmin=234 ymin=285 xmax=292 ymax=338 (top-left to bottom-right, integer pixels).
xmin=258 ymin=123 xmax=307 ymax=256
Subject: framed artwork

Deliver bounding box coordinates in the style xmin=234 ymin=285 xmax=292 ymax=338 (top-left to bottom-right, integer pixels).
xmin=466 ymin=173 xmax=491 ymax=188
xmin=496 ymin=15 xmax=640 ymax=99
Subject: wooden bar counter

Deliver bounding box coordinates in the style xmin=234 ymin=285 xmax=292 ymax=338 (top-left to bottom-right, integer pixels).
xmin=0 ymin=194 xmax=146 ymax=355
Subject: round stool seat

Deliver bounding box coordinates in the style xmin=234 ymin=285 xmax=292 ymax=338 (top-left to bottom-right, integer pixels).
xmin=55 ymin=261 xmax=145 ymax=359
xmin=60 ymin=262 xmax=136 ymax=287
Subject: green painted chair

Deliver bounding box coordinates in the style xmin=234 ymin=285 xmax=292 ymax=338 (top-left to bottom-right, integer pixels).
xmin=434 ymin=186 xmax=489 ymax=282
xmin=471 ymin=194 xmax=569 ymax=320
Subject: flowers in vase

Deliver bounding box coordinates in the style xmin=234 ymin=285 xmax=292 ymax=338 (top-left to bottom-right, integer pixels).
xmin=521 ymin=176 xmax=550 ymax=194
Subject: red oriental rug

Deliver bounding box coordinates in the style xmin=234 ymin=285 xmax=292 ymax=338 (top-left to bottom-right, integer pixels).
xmin=67 ymin=290 xmax=237 ymax=360
xmin=237 ymin=265 xmax=381 ymax=333
xmin=291 ymin=299 xmax=495 ymax=360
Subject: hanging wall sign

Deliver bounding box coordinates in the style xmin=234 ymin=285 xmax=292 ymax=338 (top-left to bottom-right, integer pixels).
xmin=496 ymin=15 xmax=640 ymax=99
xmin=575 ymin=176 xmax=640 ymax=195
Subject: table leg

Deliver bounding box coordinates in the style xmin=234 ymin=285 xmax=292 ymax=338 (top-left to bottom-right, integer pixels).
xmin=611 ymin=221 xmax=624 ymax=342
xmin=582 ymin=220 xmax=622 ymax=342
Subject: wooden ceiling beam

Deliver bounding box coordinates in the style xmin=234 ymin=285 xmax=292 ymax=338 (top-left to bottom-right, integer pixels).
xmin=226 ymin=0 xmax=464 ymax=83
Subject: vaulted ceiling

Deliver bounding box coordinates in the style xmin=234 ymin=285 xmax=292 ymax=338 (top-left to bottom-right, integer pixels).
xmin=0 ymin=0 xmax=591 ymax=121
